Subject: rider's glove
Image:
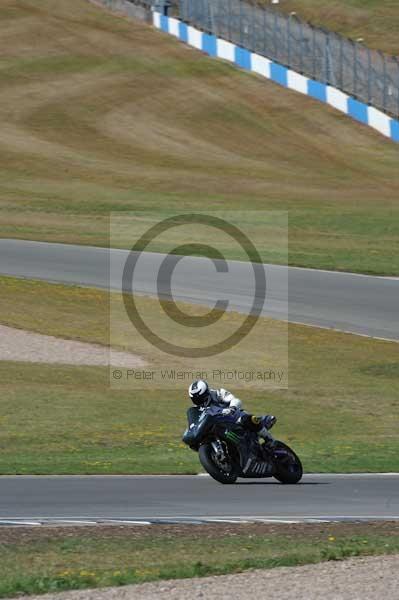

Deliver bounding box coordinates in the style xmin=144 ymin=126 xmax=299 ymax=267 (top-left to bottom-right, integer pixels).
xmin=264 ymin=415 xmax=277 ymax=430
xmin=222 ymin=406 xmax=237 ymax=416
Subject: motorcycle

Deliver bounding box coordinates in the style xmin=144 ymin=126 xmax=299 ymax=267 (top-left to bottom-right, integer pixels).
xmin=182 ymin=405 xmax=303 ymax=484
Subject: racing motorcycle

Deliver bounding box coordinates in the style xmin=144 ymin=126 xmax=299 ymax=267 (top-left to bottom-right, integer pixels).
xmin=182 ymin=405 xmax=302 ymax=484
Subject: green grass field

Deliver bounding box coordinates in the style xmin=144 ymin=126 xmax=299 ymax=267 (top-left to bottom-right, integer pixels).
xmin=1 ymin=0 xmax=399 ymax=274
xmin=263 ymin=0 xmax=399 ymax=55
xmin=1 ymin=276 xmax=398 ymax=474
xmin=0 ymin=523 xmax=398 ymax=597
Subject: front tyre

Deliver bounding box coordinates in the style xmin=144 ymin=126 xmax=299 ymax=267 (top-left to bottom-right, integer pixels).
xmin=199 ymin=443 xmax=238 ymax=484
xmin=272 ymin=441 xmax=303 ymax=484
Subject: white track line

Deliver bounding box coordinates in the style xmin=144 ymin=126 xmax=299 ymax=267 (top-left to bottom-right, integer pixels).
xmin=1 ymin=516 xmax=398 ymax=526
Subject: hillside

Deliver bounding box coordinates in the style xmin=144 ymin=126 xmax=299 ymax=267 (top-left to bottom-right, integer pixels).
xmin=1 ymin=0 xmax=399 ymax=273
xmin=264 ymin=0 xmax=399 ymax=55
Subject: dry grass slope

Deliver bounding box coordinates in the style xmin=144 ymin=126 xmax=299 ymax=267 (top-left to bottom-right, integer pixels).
xmin=1 ymin=0 xmax=399 ymax=273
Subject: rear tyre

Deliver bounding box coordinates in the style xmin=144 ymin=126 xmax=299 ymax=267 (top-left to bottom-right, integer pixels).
xmin=272 ymin=441 xmax=303 ymax=484
xmin=199 ymin=443 xmax=238 ymax=484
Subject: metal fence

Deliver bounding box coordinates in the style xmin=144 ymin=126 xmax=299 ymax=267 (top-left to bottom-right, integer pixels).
xmin=165 ymin=0 xmax=399 ymax=117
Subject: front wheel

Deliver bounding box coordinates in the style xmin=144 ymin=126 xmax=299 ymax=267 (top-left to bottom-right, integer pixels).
xmin=199 ymin=443 xmax=238 ymax=484
xmin=272 ymin=441 xmax=303 ymax=484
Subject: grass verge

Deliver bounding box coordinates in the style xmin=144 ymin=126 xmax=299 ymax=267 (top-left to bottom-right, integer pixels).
xmin=1 ymin=1 xmax=399 ymax=274
xmin=1 ymin=276 xmax=399 ymax=473
xmin=0 ymin=522 xmax=398 ymax=597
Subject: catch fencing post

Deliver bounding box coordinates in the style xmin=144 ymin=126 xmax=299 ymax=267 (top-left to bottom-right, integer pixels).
xmin=312 ymin=27 xmax=316 ymax=79
xmin=383 ymin=53 xmax=388 ymax=112
xmin=394 ymin=56 xmax=399 ymax=117
xmin=367 ymin=47 xmax=372 ymax=105
xmin=251 ymin=1 xmax=255 ymax=52
xmin=339 ymin=35 xmax=344 ymax=89
xmin=273 ymin=10 xmax=278 ymax=61
xmin=263 ymin=3 xmax=267 ymax=55
xmin=208 ymin=0 xmax=213 ymax=35
xmin=325 ymin=32 xmax=329 ymax=83
xmin=353 ymin=40 xmax=358 ymax=97
xmin=299 ymin=19 xmax=303 ymax=73
xmin=239 ymin=0 xmax=243 ymax=46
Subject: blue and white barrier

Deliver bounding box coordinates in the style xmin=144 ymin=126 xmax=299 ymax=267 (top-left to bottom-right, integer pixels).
xmin=154 ymin=12 xmax=399 ymax=143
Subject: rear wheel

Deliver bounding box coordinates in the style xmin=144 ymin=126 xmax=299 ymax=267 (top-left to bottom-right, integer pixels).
xmin=272 ymin=441 xmax=303 ymax=484
xmin=199 ymin=443 xmax=238 ymax=484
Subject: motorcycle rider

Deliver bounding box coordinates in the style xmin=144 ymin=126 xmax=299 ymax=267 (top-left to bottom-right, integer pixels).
xmin=187 ymin=379 xmax=276 ymax=441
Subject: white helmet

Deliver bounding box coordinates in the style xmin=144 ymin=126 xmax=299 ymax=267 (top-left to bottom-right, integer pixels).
xmin=188 ymin=379 xmax=210 ymax=406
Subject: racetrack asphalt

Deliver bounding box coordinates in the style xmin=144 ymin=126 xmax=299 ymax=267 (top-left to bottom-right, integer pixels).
xmin=0 ymin=474 xmax=398 ymax=524
xmin=1 ymin=239 xmax=399 ymax=341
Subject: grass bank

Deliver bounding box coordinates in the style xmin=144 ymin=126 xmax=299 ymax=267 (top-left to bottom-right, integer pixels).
xmin=1 ymin=276 xmax=398 ymax=474
xmin=0 ymin=522 xmax=398 ymax=597
xmin=262 ymin=1 xmax=399 ymax=55
xmin=1 ymin=1 xmax=399 ymax=273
